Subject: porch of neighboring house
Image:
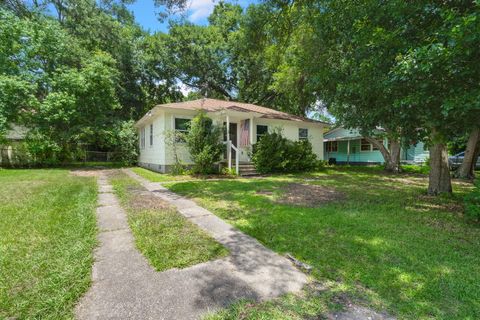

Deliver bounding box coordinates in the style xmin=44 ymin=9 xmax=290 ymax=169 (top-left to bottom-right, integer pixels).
xmin=324 ymin=136 xmax=428 ymax=165
xmin=324 ymin=137 xmax=387 ymax=165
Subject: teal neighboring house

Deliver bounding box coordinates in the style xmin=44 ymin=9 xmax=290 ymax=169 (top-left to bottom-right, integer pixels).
xmin=323 ymin=127 xmax=429 ymax=165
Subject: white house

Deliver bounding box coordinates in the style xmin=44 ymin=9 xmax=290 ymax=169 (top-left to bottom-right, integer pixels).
xmin=135 ymin=98 xmax=327 ymax=173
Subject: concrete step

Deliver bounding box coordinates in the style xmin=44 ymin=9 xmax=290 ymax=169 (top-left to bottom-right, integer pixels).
xmin=240 ymin=169 xmax=257 ymax=174
xmin=240 ymin=171 xmax=260 ymax=177
xmin=238 ymin=163 xmax=260 ymax=177
xmin=239 ymin=166 xmax=255 ymax=170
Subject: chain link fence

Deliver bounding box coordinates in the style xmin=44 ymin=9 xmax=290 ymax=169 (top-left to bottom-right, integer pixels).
xmin=0 ymin=147 xmax=126 ymax=167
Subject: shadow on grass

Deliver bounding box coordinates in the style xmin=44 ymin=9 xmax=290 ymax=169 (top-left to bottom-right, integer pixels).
xmin=167 ymin=170 xmax=480 ymax=319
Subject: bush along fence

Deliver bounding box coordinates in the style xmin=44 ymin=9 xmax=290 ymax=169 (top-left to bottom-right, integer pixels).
xmin=0 ymin=146 xmax=134 ymax=168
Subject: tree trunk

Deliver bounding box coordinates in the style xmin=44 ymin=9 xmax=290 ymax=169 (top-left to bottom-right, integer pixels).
xmin=365 ymin=136 xmax=401 ymax=173
xmin=473 ymin=141 xmax=480 ymax=172
xmin=428 ymin=142 xmax=452 ymax=195
xmin=454 ymin=127 xmax=480 ymax=179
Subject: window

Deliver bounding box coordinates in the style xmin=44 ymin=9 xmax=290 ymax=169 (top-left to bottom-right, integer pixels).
xmin=360 ymin=139 xmax=372 ymax=151
xmin=174 ymin=118 xmax=191 ymax=142
xmin=372 ymin=139 xmax=384 ymax=151
xmin=256 ymin=125 xmax=268 ymax=142
xmin=326 ymin=141 xmax=338 ymax=152
xmin=299 ymin=128 xmax=308 ymax=141
xmin=149 ymin=124 xmax=153 ymax=146
xmin=140 ymin=127 xmax=145 ymax=149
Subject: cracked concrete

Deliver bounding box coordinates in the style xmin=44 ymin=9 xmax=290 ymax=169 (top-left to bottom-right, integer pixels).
xmin=75 ymin=170 xmax=308 ymax=320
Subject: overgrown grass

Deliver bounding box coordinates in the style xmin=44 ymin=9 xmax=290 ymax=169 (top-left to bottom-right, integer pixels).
xmin=0 ymin=169 xmax=97 ymax=319
xmin=401 ymin=164 xmax=430 ymax=174
xmin=161 ymin=168 xmax=479 ymax=319
xmin=109 ymin=171 xmax=228 ymax=271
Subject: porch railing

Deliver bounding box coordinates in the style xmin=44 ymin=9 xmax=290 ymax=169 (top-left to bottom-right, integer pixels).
xmin=223 ymin=140 xmax=239 ymax=175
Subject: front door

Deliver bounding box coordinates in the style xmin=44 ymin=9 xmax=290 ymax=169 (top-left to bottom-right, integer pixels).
xmin=223 ymin=122 xmax=238 ymax=162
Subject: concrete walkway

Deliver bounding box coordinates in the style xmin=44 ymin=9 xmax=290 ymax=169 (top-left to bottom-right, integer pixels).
xmin=75 ymin=170 xmax=308 ymax=320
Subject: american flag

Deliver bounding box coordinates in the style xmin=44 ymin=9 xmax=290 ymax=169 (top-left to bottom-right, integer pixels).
xmin=240 ymin=119 xmax=250 ymax=147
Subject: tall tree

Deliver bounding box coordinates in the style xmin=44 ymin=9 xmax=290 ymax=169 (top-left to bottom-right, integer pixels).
xmin=390 ymin=1 xmax=480 ymax=193
xmin=454 ymin=127 xmax=479 ymax=179
xmin=269 ymin=0 xmax=480 ymax=189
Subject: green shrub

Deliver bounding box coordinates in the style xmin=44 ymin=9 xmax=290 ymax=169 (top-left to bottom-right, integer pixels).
xmin=316 ymin=160 xmax=328 ymax=170
xmin=111 ymin=120 xmax=138 ymax=166
xmin=251 ymin=131 xmax=288 ymax=173
xmin=185 ymin=111 xmax=224 ymax=174
xmin=464 ymin=180 xmax=480 ymax=221
xmin=252 ymin=130 xmax=318 ymax=174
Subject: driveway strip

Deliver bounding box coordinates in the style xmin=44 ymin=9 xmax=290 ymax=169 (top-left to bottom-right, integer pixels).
xmin=75 ymin=170 xmax=307 ymax=320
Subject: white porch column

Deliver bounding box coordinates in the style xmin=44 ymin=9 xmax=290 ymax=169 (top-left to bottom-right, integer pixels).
xmin=226 ymin=115 xmax=231 ymax=169
xmin=347 ymin=139 xmax=350 ymax=165
xmin=226 ymin=115 xmax=230 ymax=141
xmin=249 ymin=116 xmax=254 ymax=145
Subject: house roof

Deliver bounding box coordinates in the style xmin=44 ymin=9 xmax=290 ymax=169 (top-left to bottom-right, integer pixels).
xmin=136 ymin=98 xmax=329 ymax=127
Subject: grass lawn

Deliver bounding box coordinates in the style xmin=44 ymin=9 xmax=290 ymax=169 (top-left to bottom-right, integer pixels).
xmin=109 ymin=171 xmax=228 ymax=271
xmin=159 ymin=167 xmax=480 ymax=319
xmin=132 ymin=166 xmax=236 ymax=183
xmin=0 ymin=169 xmax=97 ymax=319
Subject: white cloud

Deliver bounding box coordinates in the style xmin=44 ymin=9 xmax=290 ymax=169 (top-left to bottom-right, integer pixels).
xmin=188 ymin=0 xmax=216 ymax=22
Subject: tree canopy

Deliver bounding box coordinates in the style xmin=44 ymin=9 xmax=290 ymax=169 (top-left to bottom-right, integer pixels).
xmin=1 ymin=0 xmax=478 ymax=193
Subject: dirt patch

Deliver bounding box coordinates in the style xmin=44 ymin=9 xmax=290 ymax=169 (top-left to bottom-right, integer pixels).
xmin=328 ymin=304 xmax=395 ymax=320
xmin=70 ymin=168 xmax=111 ymax=177
xmin=127 ymin=186 xmax=171 ymax=211
xmin=415 ymin=194 xmax=464 ymax=214
xmin=256 ymin=189 xmax=274 ymax=196
xmin=276 ymin=183 xmax=345 ymax=207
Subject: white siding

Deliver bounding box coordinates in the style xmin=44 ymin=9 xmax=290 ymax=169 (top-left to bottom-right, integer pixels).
xmin=164 ymin=111 xmax=193 ymax=165
xmin=138 ymin=110 xmax=325 ymax=167
xmin=138 ymin=111 xmax=166 ymax=166
xmin=254 ymin=118 xmax=324 ymax=160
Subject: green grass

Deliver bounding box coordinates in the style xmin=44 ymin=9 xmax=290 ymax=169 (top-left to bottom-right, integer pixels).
xmin=0 ymin=169 xmax=97 ymax=319
xmin=160 ymin=168 xmax=480 ymax=320
xmin=69 ymin=161 xmax=125 ymax=168
xmin=109 ymin=171 xmax=228 ymax=271
xmin=131 ymin=166 xmax=236 ymax=183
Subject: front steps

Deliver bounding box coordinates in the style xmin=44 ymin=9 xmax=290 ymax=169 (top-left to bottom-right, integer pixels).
xmin=238 ymin=163 xmax=259 ymax=177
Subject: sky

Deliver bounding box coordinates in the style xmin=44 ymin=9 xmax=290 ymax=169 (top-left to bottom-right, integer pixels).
xmin=127 ymin=0 xmax=258 ymax=33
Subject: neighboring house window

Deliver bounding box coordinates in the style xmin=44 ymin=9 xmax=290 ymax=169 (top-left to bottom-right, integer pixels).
xmin=372 ymin=138 xmax=384 ymax=151
xmin=256 ymin=125 xmax=268 ymax=141
xmin=149 ymin=124 xmax=153 ymax=146
xmin=299 ymin=128 xmax=308 ymax=141
xmin=360 ymin=139 xmax=371 ymax=151
xmin=140 ymin=127 xmax=145 ymax=149
xmin=326 ymin=141 xmax=338 ymax=152
xmin=175 ymin=118 xmax=191 ymax=142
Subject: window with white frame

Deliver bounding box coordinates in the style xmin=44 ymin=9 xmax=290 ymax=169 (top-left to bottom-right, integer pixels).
xmin=299 ymin=128 xmax=308 ymax=141
xmin=149 ymin=124 xmax=153 ymax=146
xmin=256 ymin=125 xmax=268 ymax=142
xmin=174 ymin=118 xmax=191 ymax=142
xmin=326 ymin=141 xmax=338 ymax=152
xmin=360 ymin=138 xmax=372 ymax=151
xmin=140 ymin=127 xmax=145 ymax=149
